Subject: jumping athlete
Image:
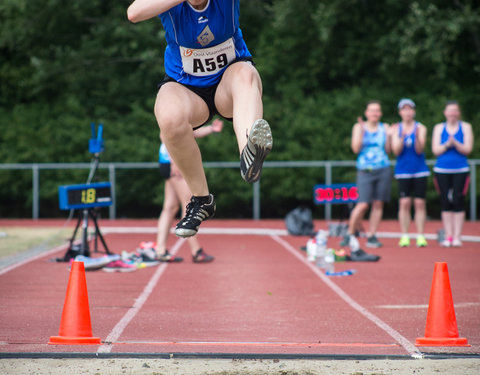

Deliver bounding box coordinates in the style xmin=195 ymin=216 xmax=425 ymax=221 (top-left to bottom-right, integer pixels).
xmin=127 ymin=0 xmax=273 ymax=237
xmin=432 ymin=101 xmax=473 ymax=247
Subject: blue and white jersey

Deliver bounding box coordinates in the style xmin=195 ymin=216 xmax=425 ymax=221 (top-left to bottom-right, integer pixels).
xmin=357 ymin=123 xmax=390 ymax=171
xmin=158 ymin=143 xmax=171 ymax=164
xmin=434 ymin=122 xmax=469 ymax=173
xmin=394 ymin=122 xmax=430 ymax=179
xmin=159 ymin=0 xmax=251 ymax=87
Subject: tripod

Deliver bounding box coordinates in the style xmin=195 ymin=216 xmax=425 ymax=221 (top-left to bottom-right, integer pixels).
xmin=56 ymin=124 xmax=113 ymax=262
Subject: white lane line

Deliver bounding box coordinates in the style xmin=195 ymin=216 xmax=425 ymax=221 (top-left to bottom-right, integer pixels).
xmin=0 ymin=243 xmax=69 ymax=276
xmin=376 ymin=302 xmax=480 ymax=309
xmin=96 ymin=238 xmax=185 ymax=354
xmin=271 ymin=234 xmax=423 ymax=358
xmin=100 ymin=227 xmax=480 ymax=243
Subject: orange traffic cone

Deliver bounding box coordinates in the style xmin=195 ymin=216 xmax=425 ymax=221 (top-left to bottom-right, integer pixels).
xmin=49 ymin=261 xmax=101 ymax=345
xmin=415 ymin=262 xmax=469 ymax=347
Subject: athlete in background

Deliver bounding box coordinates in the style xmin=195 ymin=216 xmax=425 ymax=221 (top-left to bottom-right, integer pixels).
xmin=391 ymin=99 xmax=430 ymax=248
xmin=432 ymin=101 xmax=473 ymax=247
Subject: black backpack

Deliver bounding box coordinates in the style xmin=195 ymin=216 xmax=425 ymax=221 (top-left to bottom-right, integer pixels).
xmin=285 ymin=206 xmax=315 ymax=236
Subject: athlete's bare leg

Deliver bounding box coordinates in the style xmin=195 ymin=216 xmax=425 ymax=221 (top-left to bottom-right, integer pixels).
xmin=413 ymin=198 xmax=426 ymax=235
xmin=215 ymin=62 xmax=263 ymax=153
xmin=398 ymin=197 xmax=412 ymax=234
xmin=170 ymin=173 xmax=202 ymax=254
xmin=154 ymin=82 xmax=210 ymax=197
xmin=156 ymin=180 xmax=180 ymax=255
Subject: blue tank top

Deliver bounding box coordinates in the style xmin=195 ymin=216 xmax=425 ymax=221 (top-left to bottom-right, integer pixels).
xmin=433 ymin=122 xmax=469 ymax=173
xmin=357 ymin=122 xmax=390 ymax=170
xmin=158 ymin=144 xmax=171 ymax=164
xmin=394 ymin=122 xmax=430 ymax=178
xmin=159 ymin=0 xmax=251 ymax=87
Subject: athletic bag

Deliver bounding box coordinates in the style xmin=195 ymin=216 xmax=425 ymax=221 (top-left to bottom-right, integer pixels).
xmin=285 ymin=206 xmax=315 ymax=236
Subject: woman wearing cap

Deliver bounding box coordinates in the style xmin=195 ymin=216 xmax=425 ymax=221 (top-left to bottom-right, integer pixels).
xmin=432 ymin=101 xmax=473 ymax=247
xmin=391 ymin=99 xmax=430 ymax=247
xmin=127 ymin=0 xmax=273 ymax=238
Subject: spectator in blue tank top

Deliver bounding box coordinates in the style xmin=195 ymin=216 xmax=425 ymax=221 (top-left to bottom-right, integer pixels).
xmin=391 ymin=99 xmax=430 ymax=248
xmin=343 ymin=100 xmax=391 ymax=261
xmin=432 ymin=101 xmax=474 ymax=247
xmin=127 ymin=0 xmax=272 ymax=238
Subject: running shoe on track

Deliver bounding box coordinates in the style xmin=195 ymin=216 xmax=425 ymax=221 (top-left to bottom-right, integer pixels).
xmin=175 ymin=194 xmax=216 ymax=238
xmin=157 ymin=250 xmax=183 ymax=263
xmin=102 ymin=259 xmax=137 ymax=272
xmin=366 ymin=235 xmax=382 ymax=248
xmin=416 ymin=235 xmax=428 ymax=247
xmin=399 ymin=235 xmax=410 ymax=247
xmin=192 ymin=248 xmax=214 ymax=263
xmin=240 ymin=119 xmax=273 ymax=183
xmin=349 ymin=249 xmax=380 ymax=262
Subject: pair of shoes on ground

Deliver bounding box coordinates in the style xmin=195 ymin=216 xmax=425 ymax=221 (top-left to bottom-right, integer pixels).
xmin=441 ymin=238 xmax=462 ymax=247
xmin=399 ymin=235 xmax=428 ymax=248
xmin=175 ymin=119 xmax=272 ymax=238
xmin=156 ymin=248 xmax=214 ymax=264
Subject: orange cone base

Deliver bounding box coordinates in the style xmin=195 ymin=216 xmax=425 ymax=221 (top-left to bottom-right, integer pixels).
xmin=415 ymin=337 xmax=470 ymax=347
xmin=48 ymin=336 xmax=101 ymax=345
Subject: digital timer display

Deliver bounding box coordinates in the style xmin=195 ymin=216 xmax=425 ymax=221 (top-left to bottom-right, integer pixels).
xmin=313 ymin=183 xmax=358 ymax=204
xmin=58 ymin=182 xmax=112 ymax=210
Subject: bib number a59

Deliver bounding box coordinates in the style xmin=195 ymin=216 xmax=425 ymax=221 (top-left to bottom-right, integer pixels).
xmin=180 ymin=38 xmax=236 ymax=77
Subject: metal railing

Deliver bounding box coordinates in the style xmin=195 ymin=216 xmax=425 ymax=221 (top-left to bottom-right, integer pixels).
xmin=0 ymin=159 xmax=478 ymax=221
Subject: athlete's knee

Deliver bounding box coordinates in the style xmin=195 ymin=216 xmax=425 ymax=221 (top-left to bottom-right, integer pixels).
xmin=452 ymin=193 xmax=465 ymax=212
xmin=371 ymin=200 xmax=384 ymax=210
xmin=399 ymin=198 xmax=411 ymax=211
xmin=414 ymin=198 xmax=426 ymax=210
xmin=231 ymin=63 xmax=261 ymax=88
xmin=156 ymin=110 xmax=189 ymax=139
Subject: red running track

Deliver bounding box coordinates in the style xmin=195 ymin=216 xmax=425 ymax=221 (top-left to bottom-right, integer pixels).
xmin=0 ymin=219 xmax=479 ymax=357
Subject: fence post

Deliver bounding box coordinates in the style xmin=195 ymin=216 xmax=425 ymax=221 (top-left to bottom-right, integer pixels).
xmin=253 ymin=180 xmax=260 ymax=220
xmin=109 ymin=163 xmax=116 ymax=220
xmin=325 ymin=162 xmax=332 ymax=221
xmin=470 ymin=161 xmax=476 ymax=221
xmin=32 ymin=164 xmax=39 ymax=219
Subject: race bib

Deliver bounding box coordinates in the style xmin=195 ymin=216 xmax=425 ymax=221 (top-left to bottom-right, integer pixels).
xmin=180 ymin=38 xmax=236 ymax=77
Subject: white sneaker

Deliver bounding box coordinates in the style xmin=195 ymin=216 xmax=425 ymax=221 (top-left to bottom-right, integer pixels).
xmin=349 ymin=235 xmax=360 ymax=251
xmin=452 ymin=239 xmax=462 ymax=247
xmin=440 ymin=240 xmax=452 ymax=247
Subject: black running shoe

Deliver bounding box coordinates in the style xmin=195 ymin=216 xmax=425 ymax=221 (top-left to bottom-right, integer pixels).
xmin=157 ymin=250 xmax=183 ymax=263
xmin=240 ymin=119 xmax=273 ymax=183
xmin=175 ymin=194 xmax=216 ymax=238
xmin=349 ymin=248 xmax=381 ymax=262
xmin=192 ymin=248 xmax=214 ymax=263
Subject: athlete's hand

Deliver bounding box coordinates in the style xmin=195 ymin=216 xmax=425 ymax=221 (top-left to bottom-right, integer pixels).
xmin=211 ymin=119 xmax=224 ymax=133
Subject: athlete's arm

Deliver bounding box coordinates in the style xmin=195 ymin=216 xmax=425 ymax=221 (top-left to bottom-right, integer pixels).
xmin=431 ymin=123 xmax=447 ymax=156
xmin=127 ymin=0 xmax=184 ymax=23
xmin=390 ymin=123 xmax=403 ymax=156
xmin=193 ymin=119 xmax=224 ymax=138
xmin=351 ymin=122 xmax=364 ymax=154
xmin=414 ymin=124 xmax=427 ymax=155
xmin=452 ymin=122 xmax=474 ymax=156
xmin=383 ymin=123 xmax=391 ymax=154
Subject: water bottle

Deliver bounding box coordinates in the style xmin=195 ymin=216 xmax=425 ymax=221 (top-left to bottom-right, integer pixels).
xmin=324 ymin=248 xmax=335 ymax=273
xmin=306 ymin=238 xmax=317 ymax=262
xmin=315 ymin=230 xmax=328 ymax=269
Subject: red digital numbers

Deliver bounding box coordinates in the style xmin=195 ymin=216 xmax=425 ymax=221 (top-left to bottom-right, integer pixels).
xmin=314 ymin=185 xmax=358 ymax=203
xmin=348 ymin=186 xmax=359 ymax=200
